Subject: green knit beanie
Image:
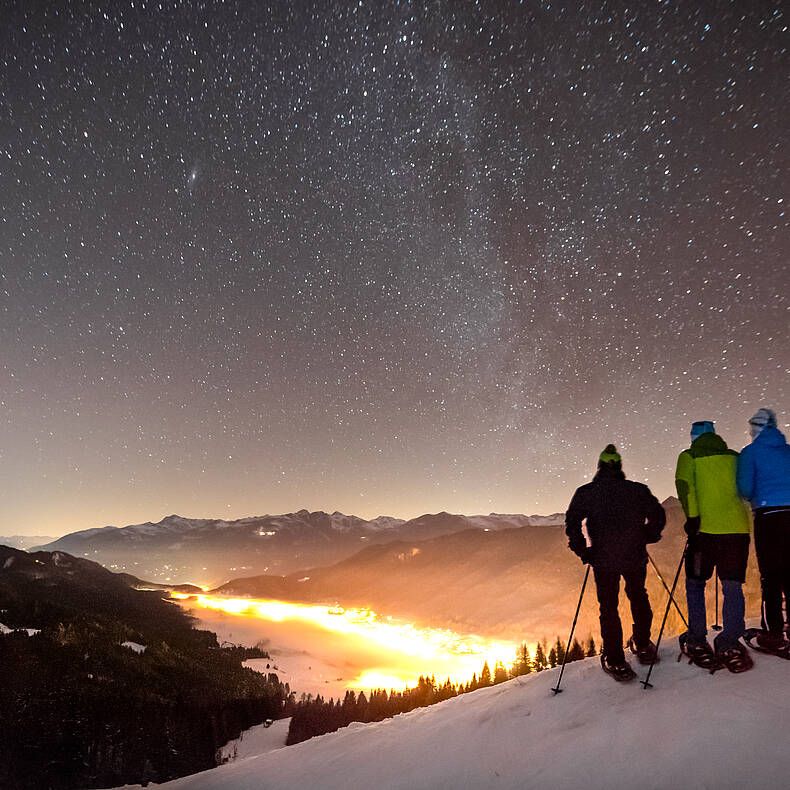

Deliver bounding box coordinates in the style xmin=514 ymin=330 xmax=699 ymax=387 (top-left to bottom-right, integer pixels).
xmin=599 ymin=444 xmax=621 ymax=464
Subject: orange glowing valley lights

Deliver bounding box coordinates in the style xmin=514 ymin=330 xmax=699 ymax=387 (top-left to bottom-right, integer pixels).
xmin=171 ymin=593 xmax=518 ymax=692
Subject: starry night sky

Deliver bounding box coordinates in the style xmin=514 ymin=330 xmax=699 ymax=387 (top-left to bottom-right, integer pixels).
xmin=2 ymin=1 xmax=788 ymax=536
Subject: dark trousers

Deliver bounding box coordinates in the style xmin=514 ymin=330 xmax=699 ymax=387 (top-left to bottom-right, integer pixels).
xmin=754 ymin=508 xmax=790 ymax=635
xmin=593 ymin=563 xmax=652 ymax=664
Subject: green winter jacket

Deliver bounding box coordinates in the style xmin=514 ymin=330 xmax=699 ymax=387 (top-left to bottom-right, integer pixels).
xmin=675 ymin=432 xmax=750 ymax=535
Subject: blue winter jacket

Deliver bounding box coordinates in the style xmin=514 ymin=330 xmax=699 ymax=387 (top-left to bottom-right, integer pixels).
xmin=737 ymin=426 xmax=790 ymax=509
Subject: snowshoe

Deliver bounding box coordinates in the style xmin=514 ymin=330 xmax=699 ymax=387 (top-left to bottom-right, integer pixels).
xmin=627 ymin=636 xmax=660 ymax=665
xmin=744 ymin=628 xmax=790 ymax=660
xmin=716 ymin=643 xmax=753 ymax=673
xmin=677 ymin=633 xmax=722 ymax=673
xmin=600 ymin=654 xmax=637 ymax=682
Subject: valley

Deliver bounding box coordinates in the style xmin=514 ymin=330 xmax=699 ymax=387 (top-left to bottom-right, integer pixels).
xmin=178 ymin=594 xmax=519 ymax=698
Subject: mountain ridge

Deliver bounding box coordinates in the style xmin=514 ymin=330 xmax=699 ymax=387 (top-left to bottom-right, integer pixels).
xmin=31 ymin=508 xmax=567 ymax=586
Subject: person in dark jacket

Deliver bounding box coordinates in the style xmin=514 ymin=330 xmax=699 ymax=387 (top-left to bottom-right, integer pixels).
xmin=737 ymin=408 xmax=790 ymax=651
xmin=566 ymin=445 xmax=666 ymax=678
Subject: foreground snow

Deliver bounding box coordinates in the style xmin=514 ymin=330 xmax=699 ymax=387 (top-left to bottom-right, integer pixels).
xmin=110 ymin=636 xmax=790 ymax=790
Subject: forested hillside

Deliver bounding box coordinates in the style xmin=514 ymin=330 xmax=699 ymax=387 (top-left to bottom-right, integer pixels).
xmin=0 ymin=546 xmax=292 ymax=790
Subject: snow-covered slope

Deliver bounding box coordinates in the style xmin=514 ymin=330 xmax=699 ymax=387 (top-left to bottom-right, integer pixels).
xmin=114 ymin=639 xmax=790 ymax=790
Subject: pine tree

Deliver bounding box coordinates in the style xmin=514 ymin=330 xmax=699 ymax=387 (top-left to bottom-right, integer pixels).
xmin=585 ymin=635 xmax=597 ymax=657
xmin=567 ymin=638 xmax=586 ymax=662
xmin=533 ymin=642 xmax=548 ymax=672
xmin=479 ymin=661 xmax=492 ymax=686
xmin=554 ymin=637 xmax=566 ymax=666
xmin=513 ymin=642 xmax=532 ymax=676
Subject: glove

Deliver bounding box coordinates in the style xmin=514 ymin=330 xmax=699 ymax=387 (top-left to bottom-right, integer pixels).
xmin=579 ymin=546 xmax=594 ymax=565
xmin=684 ymin=516 xmax=701 ymax=537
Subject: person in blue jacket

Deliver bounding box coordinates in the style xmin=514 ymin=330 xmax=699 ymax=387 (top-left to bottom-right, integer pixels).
xmin=736 ymin=408 xmax=790 ymax=650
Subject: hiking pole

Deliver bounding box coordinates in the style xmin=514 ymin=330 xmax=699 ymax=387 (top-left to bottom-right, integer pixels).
xmin=551 ymin=563 xmax=591 ymax=695
xmin=641 ymin=541 xmax=688 ymax=690
xmin=711 ymin=570 xmax=722 ymax=631
xmin=647 ymin=551 xmax=688 ymax=629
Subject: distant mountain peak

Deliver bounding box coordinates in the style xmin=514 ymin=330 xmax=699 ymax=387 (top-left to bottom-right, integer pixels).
xmin=32 ymin=508 xmax=567 ymax=586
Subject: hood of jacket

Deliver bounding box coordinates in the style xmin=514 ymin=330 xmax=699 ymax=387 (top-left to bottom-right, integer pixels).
xmin=689 ymin=431 xmax=730 ymax=457
xmin=752 ymin=425 xmax=788 ymax=448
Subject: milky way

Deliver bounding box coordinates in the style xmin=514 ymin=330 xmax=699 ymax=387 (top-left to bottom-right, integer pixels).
xmin=2 ymin=2 xmax=788 ymax=535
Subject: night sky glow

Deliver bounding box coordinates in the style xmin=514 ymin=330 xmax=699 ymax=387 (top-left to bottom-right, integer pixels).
xmin=2 ymin=2 xmax=788 ymax=537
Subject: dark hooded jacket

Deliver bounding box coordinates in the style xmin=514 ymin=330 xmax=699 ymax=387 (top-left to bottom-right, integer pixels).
xmin=565 ymin=465 xmax=666 ymax=569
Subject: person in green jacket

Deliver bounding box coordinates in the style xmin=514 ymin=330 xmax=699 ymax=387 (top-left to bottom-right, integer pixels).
xmin=675 ymin=420 xmax=752 ymax=672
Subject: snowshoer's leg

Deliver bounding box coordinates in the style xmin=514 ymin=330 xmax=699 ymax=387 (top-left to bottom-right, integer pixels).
xmin=710 ymin=534 xmax=749 ymax=653
xmin=593 ymin=566 xmax=625 ymax=665
xmin=755 ymin=512 xmax=784 ymax=634
xmin=623 ymin=564 xmax=652 ymax=646
xmin=685 ymin=577 xmax=708 ymax=644
xmin=778 ymin=512 xmax=790 ymax=638
xmin=754 ymin=510 xmax=790 ymax=637
xmin=685 ymin=534 xmax=715 ymax=646
xmin=622 ymin=564 xmax=658 ymax=664
xmin=715 ymin=578 xmax=746 ymax=651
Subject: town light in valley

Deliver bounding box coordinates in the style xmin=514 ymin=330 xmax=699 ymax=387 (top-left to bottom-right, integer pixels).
xmin=173 ymin=593 xmax=519 ymax=690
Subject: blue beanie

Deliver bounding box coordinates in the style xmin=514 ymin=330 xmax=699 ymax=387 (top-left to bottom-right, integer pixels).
xmin=690 ymin=420 xmax=715 ymax=440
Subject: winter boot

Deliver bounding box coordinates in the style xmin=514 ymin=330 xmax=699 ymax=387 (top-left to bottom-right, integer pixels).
xmin=678 ymin=632 xmax=721 ymax=671
xmin=627 ymin=636 xmax=660 ymax=665
xmin=756 ymin=631 xmax=787 ymax=651
xmin=716 ymin=642 xmax=753 ymax=673
xmin=744 ymin=628 xmax=790 ymax=658
xmin=600 ymin=654 xmax=636 ymax=682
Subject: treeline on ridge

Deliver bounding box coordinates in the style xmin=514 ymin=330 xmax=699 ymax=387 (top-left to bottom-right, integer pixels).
xmin=287 ymin=634 xmax=596 ymax=745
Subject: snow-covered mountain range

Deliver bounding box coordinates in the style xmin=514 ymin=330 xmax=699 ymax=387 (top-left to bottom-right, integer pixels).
xmin=31 ymin=509 xmax=565 ymax=586
xmin=105 ymin=637 xmax=790 ymax=790
xmin=202 ymin=497 xmax=751 ymax=642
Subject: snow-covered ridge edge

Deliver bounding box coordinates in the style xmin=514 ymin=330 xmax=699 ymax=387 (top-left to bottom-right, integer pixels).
xmin=31 ymin=508 xmax=576 ymax=550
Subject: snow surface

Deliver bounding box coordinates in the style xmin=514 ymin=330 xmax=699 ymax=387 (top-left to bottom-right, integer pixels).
xmin=107 ymin=637 xmax=790 ymax=790
xmin=0 ymin=622 xmax=40 ymax=636
xmin=218 ymin=718 xmax=290 ymax=762
xmin=120 ymin=641 xmax=146 ymax=654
